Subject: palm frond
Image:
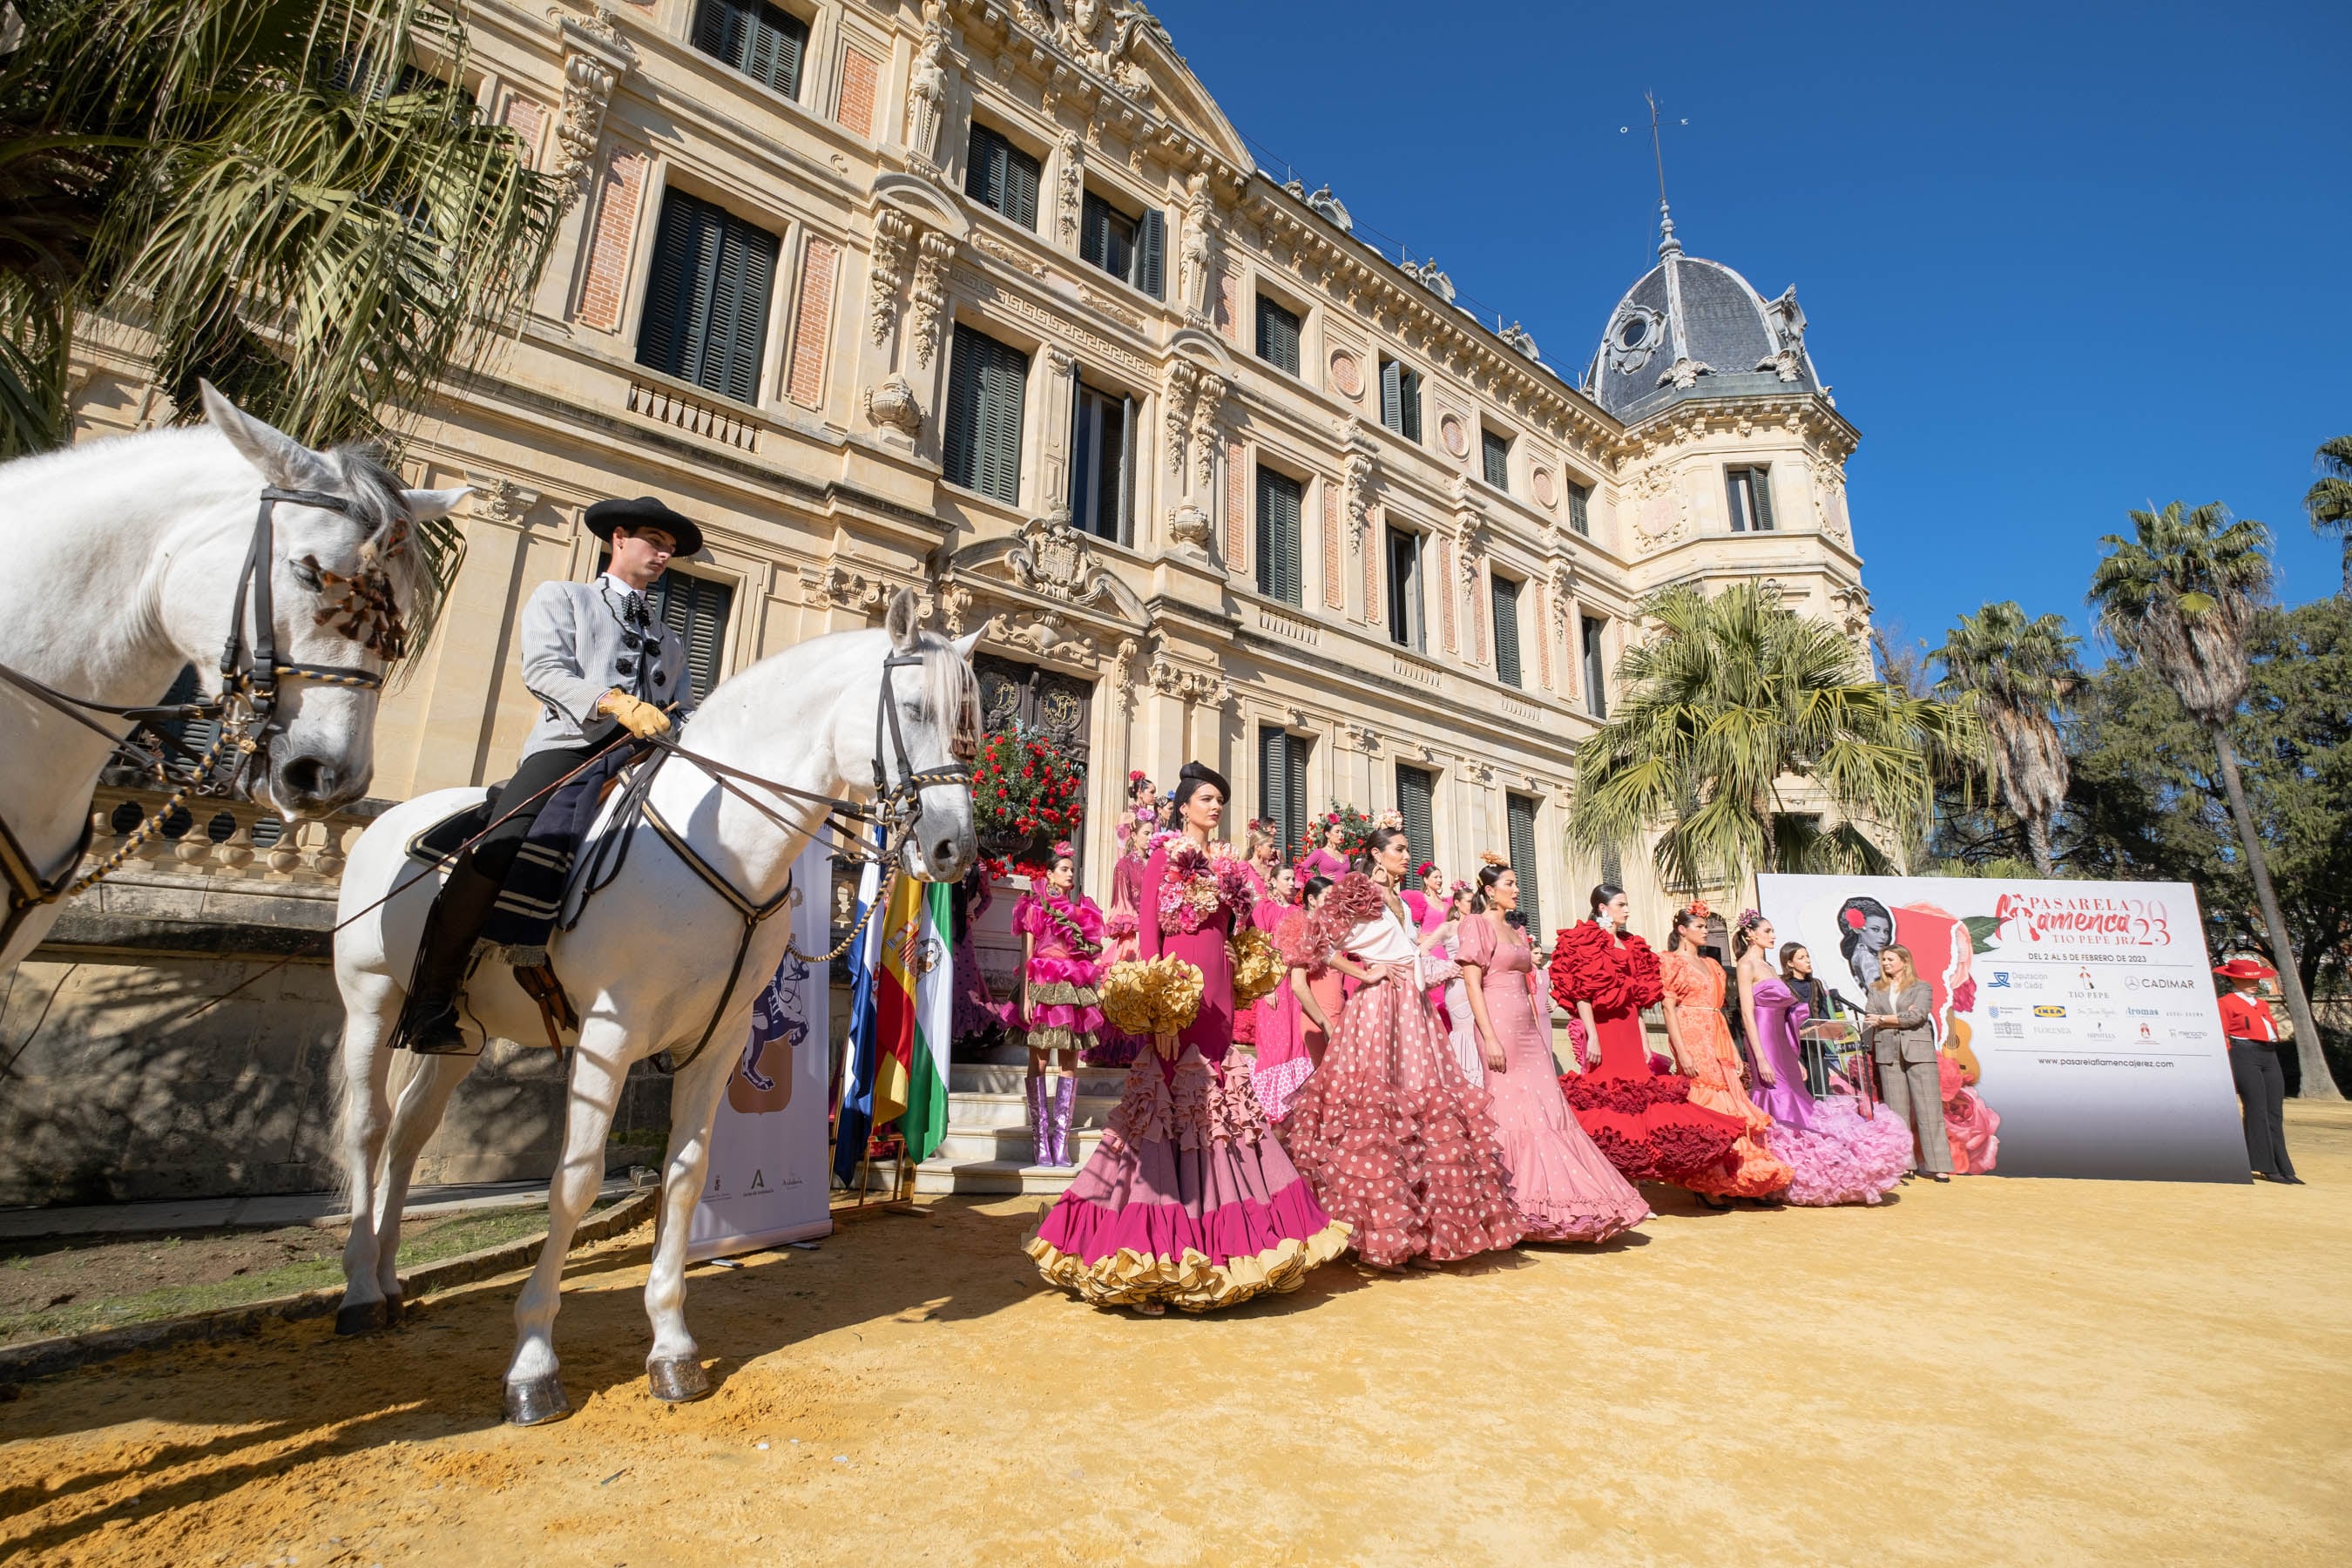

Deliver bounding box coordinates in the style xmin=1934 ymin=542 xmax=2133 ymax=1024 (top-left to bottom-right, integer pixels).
xmin=2087 ymin=501 xmax=2272 ymax=727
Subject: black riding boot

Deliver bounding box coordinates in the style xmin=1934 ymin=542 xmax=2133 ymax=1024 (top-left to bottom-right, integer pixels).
xmin=403 ymin=855 xmax=504 ymax=1054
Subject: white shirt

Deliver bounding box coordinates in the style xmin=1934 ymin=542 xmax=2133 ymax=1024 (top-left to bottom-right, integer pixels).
xmin=598 ymin=572 xmax=653 ymax=619
xmin=1340 ymin=900 xmax=1421 ymax=965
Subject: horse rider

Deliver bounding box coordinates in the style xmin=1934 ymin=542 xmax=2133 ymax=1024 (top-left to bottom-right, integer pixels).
xmin=403 ymin=497 xmax=701 ymax=1054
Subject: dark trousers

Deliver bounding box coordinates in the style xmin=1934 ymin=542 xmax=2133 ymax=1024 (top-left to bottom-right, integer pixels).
xmin=472 ymin=740 xmax=602 ymax=882
xmin=2228 ymin=1039 xmax=2296 ymax=1179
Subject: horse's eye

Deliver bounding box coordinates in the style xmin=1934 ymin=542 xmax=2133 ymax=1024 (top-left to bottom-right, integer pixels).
xmin=290 ymin=558 xmax=323 ymax=591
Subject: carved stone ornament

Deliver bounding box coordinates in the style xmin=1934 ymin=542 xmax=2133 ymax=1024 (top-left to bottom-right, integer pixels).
xmin=468 ymin=475 xmax=539 ymax=526
xmin=548 ymin=5 xmax=639 ymax=210
xmin=1342 ymin=450 xmax=1375 ymax=551
xmin=1499 ymin=321 xmax=1540 ymax=361
xmin=1178 ymin=172 xmax=1215 ymax=320
xmin=1005 ymin=508 xmax=1117 ymax=605
xmin=1053 ymin=0 xmax=1160 ymax=101
xmin=1109 ymin=635 xmax=1139 ymax=707
xmin=1438 ymin=413 xmax=1468 ymax=459
xmin=1811 ymin=456 xmax=1852 ymax=543
xmin=1548 ymin=559 xmax=1575 ymax=625
xmin=1630 ymin=466 xmax=1688 ymax=552
xmin=1162 ymin=360 xmax=1195 ymax=478
xmin=1328 ymin=348 xmax=1363 ymax=401
xmin=1828 ymin=582 xmax=1872 ymax=637
xmin=937 ymin=581 xmax=975 ymax=633
xmin=805 ymin=560 xmax=929 ymax=618
xmin=1605 ymin=305 xmax=1662 ymax=376
xmin=1057 ymin=132 xmax=1084 ymax=240
xmin=909 ymin=231 xmax=956 ymax=368
xmin=1341 ymin=721 xmax=1379 ymax=754
xmin=1658 ymin=355 xmax=1713 ymax=390
xmin=905 ymin=0 xmax=950 ymax=174
xmin=1167 ymin=503 xmax=1213 ymax=561
xmin=868 ymin=210 xmax=911 ymax=347
xmin=1003 ymin=611 xmax=1093 ymax=665
xmin=1187 ymin=371 xmax=1225 ymax=489
xmin=863 ymin=374 xmax=923 ymax=436
xmin=1304 ymin=184 xmax=1353 ymax=233
xmin=1531 ymin=466 xmax=1557 ymax=510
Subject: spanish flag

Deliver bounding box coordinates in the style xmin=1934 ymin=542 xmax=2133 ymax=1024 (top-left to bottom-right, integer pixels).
xmin=868 ymin=875 xmax=956 ymax=1165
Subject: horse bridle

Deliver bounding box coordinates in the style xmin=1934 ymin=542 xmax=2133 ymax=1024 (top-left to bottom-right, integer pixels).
xmin=0 ymin=484 xmax=394 ymax=943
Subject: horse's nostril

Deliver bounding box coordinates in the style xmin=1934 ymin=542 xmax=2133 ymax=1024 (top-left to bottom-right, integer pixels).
xmin=933 ymin=840 xmax=952 ymax=863
xmin=282 ymin=756 xmax=337 ymax=801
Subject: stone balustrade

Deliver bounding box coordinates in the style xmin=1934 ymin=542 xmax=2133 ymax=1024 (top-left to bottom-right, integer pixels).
xmin=79 ymin=785 xmax=384 ymax=889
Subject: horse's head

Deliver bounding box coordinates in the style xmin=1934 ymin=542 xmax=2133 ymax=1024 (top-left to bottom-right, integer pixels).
xmin=193 ymin=383 xmax=468 ymax=815
xmin=877 ymin=589 xmax=980 ymax=883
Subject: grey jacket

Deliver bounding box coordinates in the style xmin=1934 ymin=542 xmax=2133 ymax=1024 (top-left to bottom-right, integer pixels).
xmin=1865 ymin=979 xmax=1938 ymax=1065
xmin=519 ymin=577 xmax=693 ymax=758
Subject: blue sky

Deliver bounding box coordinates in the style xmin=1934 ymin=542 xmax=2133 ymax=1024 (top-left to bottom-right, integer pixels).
xmin=1152 ymin=0 xmax=2349 ymax=658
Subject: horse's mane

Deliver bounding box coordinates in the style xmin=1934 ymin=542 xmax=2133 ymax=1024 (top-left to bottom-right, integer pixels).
xmin=916 ymin=631 xmax=983 ymax=760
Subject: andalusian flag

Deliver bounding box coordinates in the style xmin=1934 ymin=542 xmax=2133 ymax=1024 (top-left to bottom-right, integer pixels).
xmin=831 ymin=839 xmax=887 ymax=1187
xmin=873 ymin=878 xmax=956 ymax=1164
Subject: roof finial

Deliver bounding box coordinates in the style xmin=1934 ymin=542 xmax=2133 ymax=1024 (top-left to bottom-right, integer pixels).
xmin=1647 ymin=91 xmax=1681 ymax=258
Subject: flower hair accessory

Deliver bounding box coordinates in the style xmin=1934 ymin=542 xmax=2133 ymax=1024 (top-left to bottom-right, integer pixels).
xmin=1450 ymin=879 xmax=1471 ymax=897
xmin=1478 ymin=849 xmax=1509 ymax=868
xmin=1377 ymin=809 xmax=1403 ymax=830
xmin=1128 ymin=769 xmax=1146 ymax=784
xmin=1686 ymin=897 xmax=1711 ymax=920
xmin=1736 ymin=908 xmax=1764 ymax=930
xmin=1415 ymin=860 xmax=1438 ymax=878
xmin=1050 ymin=840 xmax=1075 ymax=860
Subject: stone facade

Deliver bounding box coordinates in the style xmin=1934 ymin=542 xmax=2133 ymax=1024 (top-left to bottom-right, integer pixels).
xmin=43 ymin=0 xmax=1873 ymax=1196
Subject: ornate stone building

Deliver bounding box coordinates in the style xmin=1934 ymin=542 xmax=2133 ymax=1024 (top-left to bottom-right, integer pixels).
xmin=37 ymin=0 xmax=1875 ymax=1197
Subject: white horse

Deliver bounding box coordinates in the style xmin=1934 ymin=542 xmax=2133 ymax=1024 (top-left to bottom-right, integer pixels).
xmin=0 ymin=382 xmax=468 ymax=973
xmin=331 ymin=590 xmax=978 ymax=1423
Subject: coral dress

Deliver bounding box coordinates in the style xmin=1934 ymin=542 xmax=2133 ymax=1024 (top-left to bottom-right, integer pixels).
xmin=1550 ymin=923 xmax=1744 ymax=1186
xmin=1027 ymin=841 xmax=1348 ymax=1311
xmin=1006 ymin=890 xmax=1104 ymax=1051
xmin=1747 ymin=977 xmax=1911 ymax=1206
xmin=1660 ymin=950 xmax=1792 ymax=1200
xmin=1281 ymin=877 xmax=1525 ymax=1267
xmin=1459 ymin=914 xmax=1649 ymax=1243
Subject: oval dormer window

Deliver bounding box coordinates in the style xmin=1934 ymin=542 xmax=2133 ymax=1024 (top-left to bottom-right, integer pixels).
xmin=1618 ymin=316 xmax=1648 ymax=349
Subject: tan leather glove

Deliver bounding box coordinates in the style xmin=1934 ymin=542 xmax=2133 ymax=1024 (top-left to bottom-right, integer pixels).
xmin=598 ymin=689 xmax=672 ymax=740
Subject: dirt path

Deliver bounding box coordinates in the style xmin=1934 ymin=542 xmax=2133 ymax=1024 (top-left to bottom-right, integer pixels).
xmin=4 ymin=1106 xmax=2349 ymax=1565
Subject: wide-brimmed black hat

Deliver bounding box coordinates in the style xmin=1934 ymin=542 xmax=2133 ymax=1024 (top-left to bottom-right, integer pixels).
xmin=585 ymin=496 xmax=702 ymax=558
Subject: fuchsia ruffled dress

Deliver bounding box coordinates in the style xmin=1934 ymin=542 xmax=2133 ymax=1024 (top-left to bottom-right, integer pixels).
xmin=1747 ymin=977 xmax=1911 ymax=1206
xmin=1005 ymin=890 xmax=1105 ymax=1051
xmin=1280 ymin=876 xmax=1524 ymax=1268
xmin=1026 ymin=839 xmax=1349 ymax=1311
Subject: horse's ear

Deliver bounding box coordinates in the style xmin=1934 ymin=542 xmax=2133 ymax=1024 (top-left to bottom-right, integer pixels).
xmin=951 ymin=629 xmax=982 ymax=660
xmin=884 ymin=587 xmax=921 ymax=653
xmin=402 ymin=485 xmax=471 ymax=523
xmin=199 ymin=379 xmax=331 ymax=490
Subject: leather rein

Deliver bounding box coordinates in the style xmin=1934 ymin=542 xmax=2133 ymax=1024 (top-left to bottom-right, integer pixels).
xmin=0 ymin=485 xmax=391 ymax=954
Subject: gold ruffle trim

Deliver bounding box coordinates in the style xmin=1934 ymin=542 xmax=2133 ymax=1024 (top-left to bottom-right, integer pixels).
xmin=1024 ymin=1219 xmax=1352 ymax=1313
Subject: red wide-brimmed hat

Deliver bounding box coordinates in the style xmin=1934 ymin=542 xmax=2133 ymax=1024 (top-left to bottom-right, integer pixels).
xmin=2213 ymin=957 xmax=2277 ymax=982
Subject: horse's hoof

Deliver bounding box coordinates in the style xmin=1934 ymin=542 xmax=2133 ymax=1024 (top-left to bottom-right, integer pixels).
xmin=504 ymin=1374 xmax=572 ymax=1426
xmin=646 ymin=1355 xmax=711 ymax=1403
xmin=335 ymin=1300 xmax=389 ymax=1336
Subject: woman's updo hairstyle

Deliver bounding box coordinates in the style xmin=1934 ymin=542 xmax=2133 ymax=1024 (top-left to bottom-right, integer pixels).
xmin=1470 ymin=862 xmax=1511 ymax=913
xmin=1301 ymin=875 xmax=1335 ymax=903
xmin=1667 ymin=908 xmax=1702 ymax=950
xmin=1170 ymin=760 xmax=1228 ymax=814
xmin=1587 ymin=882 xmax=1625 ymax=921
xmin=1354 ymin=825 xmax=1409 ymax=877
xmin=1732 ymin=909 xmax=1767 ymax=959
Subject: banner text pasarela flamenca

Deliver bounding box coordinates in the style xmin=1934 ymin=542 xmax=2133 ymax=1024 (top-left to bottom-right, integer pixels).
xmin=1993 ymin=892 xmax=2174 ymax=947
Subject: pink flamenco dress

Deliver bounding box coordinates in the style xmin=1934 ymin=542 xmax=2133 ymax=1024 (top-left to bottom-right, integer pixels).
xmin=1005 ymin=890 xmax=1105 ymax=1051
xmin=1551 ymin=924 xmax=1744 ymax=1187
xmin=1458 ymin=914 xmax=1649 ymax=1243
xmin=1747 ymin=977 xmax=1911 ymax=1205
xmin=1660 ymin=950 xmax=1792 ymax=1200
xmin=1026 ymin=840 xmax=1349 ymax=1312
xmin=1254 ymin=908 xmax=1326 ymax=1120
xmin=1280 ymin=876 xmax=1525 ymax=1268
xmin=1085 ymin=850 xmax=1150 ymax=1068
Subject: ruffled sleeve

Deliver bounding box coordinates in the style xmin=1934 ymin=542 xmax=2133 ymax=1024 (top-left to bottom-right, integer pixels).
xmin=1071 ymin=896 xmax=1105 ymax=946
xmin=1550 ymin=921 xmax=1623 ymax=1013
xmin=1320 ymin=872 xmax=1384 ymax=929
xmin=1010 ymin=894 xmax=1043 ymax=939
xmin=1455 ymin=909 xmax=1498 ymax=972
xmin=1621 ymin=934 xmax=1664 ymax=1010
xmin=1273 ymin=909 xmax=1325 ymax=974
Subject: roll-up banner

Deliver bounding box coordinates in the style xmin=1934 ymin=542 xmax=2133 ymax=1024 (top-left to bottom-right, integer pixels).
xmin=1757 ymin=875 xmax=2247 ymax=1182
xmin=687 ymin=839 xmax=837 ymax=1260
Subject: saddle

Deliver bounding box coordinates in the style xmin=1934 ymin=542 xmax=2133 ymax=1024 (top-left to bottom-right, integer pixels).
xmin=403 ymin=760 xmax=648 ymax=1051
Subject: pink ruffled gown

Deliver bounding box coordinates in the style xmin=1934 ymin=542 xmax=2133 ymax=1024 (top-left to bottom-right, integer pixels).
xmin=1026 ymin=841 xmax=1349 ymax=1311
xmin=1254 ymin=908 xmax=1323 ymax=1120
xmin=1460 ymin=914 xmax=1648 ymax=1243
xmin=1086 ymin=852 xmax=1150 ymax=1066
xmin=1748 ymin=977 xmax=1912 ymax=1206
xmin=1281 ymin=876 xmax=1524 ymax=1267
xmin=1007 ymin=892 xmax=1104 ymax=1051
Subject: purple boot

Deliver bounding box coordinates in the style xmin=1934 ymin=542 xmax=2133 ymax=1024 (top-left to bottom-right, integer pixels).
xmin=1024 ymin=1076 xmax=1049 ymax=1167
xmin=1049 ymin=1075 xmax=1078 ymax=1166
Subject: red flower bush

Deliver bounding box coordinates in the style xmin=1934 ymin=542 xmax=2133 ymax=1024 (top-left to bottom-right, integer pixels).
xmin=972 ymin=724 xmax=1087 ymax=877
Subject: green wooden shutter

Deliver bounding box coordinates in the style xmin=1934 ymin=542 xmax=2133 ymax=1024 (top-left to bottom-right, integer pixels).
xmin=1491 ymin=574 xmax=1522 ymax=687
xmin=968 ymin=126 xmax=1040 ymax=229
xmin=1079 ymin=192 xmax=1112 ymax=273
xmin=1506 ymin=793 xmax=1542 ymax=937
xmin=946 ymin=324 xmax=1027 ymax=504
xmin=1482 ymin=427 xmax=1511 ymax=489
xmin=1380 ymin=358 xmax=1402 ymax=434
xmin=637 ymin=190 xmax=776 ymax=403
xmin=706 ymin=213 xmax=777 ymax=403
xmin=943 ymin=325 xmax=984 ymax=491
xmin=1399 ymin=367 xmax=1422 ymax=442
xmin=1750 ymin=466 xmax=1775 ymax=531
xmin=1395 ymin=764 xmax=1435 ymax=868
xmin=1285 ymin=733 xmax=1308 ymax=857
xmin=694 ymin=0 xmax=808 ymax=98
xmin=1568 ymin=481 xmax=1591 ymax=537
xmin=1259 ymin=724 xmax=1288 ymax=846
xmin=1255 ymin=467 xmax=1302 ymax=605
xmin=1726 ymin=469 xmax=1748 ymax=531
xmin=1138 ymin=207 xmax=1165 ymax=299
xmin=1256 ymin=297 xmax=1300 ymax=375
xmin=648 ymin=571 xmax=735 ymax=704
xmin=1004 ymin=139 xmax=1040 ymax=229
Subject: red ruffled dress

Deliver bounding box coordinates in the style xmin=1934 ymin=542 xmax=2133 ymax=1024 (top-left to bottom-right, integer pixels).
xmin=1550 ymin=923 xmax=1743 ymax=1186
xmin=1026 ymin=841 xmax=1349 ymax=1311
xmin=1280 ymin=875 xmax=1525 ymax=1267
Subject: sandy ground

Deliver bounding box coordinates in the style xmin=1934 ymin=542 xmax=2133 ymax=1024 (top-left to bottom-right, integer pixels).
xmin=3 ymin=1105 xmax=2349 ymax=1567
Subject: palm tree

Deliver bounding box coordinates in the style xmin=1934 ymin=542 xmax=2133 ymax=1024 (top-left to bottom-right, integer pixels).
xmin=1932 ymin=602 xmax=2081 ymax=877
xmin=1570 ymin=582 xmax=1985 ymax=907
xmin=2308 ymin=435 xmax=2352 ymax=595
xmin=2088 ymin=502 xmax=2339 ymax=1098
xmin=0 ymin=0 xmax=559 ymax=456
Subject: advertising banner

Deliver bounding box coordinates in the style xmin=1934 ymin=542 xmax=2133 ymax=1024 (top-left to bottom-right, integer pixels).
xmin=1757 ymin=874 xmax=2247 ymax=1182
xmin=687 ymin=840 xmax=836 ymax=1260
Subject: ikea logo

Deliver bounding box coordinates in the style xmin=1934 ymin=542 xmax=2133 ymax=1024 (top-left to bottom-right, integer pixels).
xmin=2034 ymin=1004 xmax=2067 ymax=1018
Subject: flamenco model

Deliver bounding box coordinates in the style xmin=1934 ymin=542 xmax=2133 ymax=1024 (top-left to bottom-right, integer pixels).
xmin=1551 ymin=885 xmax=1744 ymax=1189
xmin=1659 ymin=906 xmax=1793 ymax=1206
xmin=1007 ymin=844 xmax=1104 ymax=1169
xmin=1281 ymin=828 xmax=1525 ymax=1269
xmin=1026 ymin=763 xmax=1348 ymax=1314
xmin=1734 ymin=914 xmax=1910 ymax=1206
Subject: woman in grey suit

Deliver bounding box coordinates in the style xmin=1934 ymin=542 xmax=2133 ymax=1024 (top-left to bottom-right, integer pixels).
xmin=1863 ymin=945 xmax=1951 ymax=1182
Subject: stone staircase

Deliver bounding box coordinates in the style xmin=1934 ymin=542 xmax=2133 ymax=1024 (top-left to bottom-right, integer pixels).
xmin=912 ymin=1046 xmax=1128 ymax=1195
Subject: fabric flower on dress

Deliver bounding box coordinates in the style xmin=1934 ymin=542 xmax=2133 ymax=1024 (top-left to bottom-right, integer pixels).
xmin=1228 ymin=925 xmax=1284 ymax=1006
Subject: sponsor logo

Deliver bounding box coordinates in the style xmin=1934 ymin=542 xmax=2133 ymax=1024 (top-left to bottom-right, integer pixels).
xmin=2126 ymin=1006 xmax=2160 ymax=1017
xmin=2136 ymin=1023 xmax=2155 ymax=1042
xmin=2083 ymin=1024 xmax=2118 ymax=1042
xmin=2034 ymin=1004 xmax=2067 ymax=1018
xmin=1994 ymin=1022 xmax=2025 ymax=1040
xmin=2077 ymin=967 xmax=2101 ymax=990
xmin=1989 ymin=971 xmax=2013 ymax=989
xmin=2171 ymin=1027 xmax=2208 ymax=1041
xmin=2126 ymin=976 xmax=2199 ymax=992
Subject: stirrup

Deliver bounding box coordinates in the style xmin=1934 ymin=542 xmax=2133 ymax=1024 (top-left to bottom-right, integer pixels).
xmin=405 ymin=1002 xmax=477 ymax=1056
